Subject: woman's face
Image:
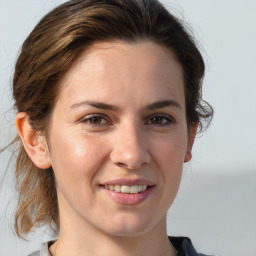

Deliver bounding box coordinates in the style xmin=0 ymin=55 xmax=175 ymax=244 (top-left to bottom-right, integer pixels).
xmin=46 ymin=41 xmax=195 ymax=237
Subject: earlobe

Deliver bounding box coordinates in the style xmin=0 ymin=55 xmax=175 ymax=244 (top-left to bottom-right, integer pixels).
xmin=184 ymin=122 xmax=198 ymax=163
xmin=15 ymin=112 xmax=51 ymax=169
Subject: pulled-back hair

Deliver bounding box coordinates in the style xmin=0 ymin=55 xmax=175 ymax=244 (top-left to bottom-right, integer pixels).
xmin=11 ymin=0 xmax=213 ymax=237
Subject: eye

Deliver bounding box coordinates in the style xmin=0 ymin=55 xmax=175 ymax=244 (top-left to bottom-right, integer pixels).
xmin=146 ymin=115 xmax=173 ymax=126
xmin=80 ymin=114 xmax=111 ymax=126
xmin=88 ymin=116 xmax=104 ymax=125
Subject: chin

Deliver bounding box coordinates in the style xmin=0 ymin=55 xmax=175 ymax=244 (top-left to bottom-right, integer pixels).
xmin=102 ymin=212 xmax=158 ymax=238
xmin=107 ymin=226 xmax=150 ymax=238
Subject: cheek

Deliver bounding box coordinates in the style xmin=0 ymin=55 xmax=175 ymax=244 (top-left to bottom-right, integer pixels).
xmin=152 ymin=132 xmax=188 ymax=167
xmin=49 ymin=130 xmax=110 ymax=186
xmin=150 ymin=132 xmax=188 ymax=191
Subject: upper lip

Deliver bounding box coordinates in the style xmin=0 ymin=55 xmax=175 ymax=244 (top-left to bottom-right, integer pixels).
xmin=101 ymin=178 xmax=156 ymax=186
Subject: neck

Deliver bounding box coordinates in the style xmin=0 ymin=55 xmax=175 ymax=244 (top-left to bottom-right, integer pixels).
xmin=50 ymin=215 xmax=176 ymax=256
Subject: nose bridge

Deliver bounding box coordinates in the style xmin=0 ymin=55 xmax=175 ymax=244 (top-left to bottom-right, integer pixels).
xmin=110 ymin=120 xmax=151 ymax=169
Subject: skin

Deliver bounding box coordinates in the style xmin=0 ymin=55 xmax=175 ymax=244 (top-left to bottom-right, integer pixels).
xmin=16 ymin=41 xmax=197 ymax=256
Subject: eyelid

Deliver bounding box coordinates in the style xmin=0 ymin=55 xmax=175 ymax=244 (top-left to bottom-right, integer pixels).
xmin=145 ymin=114 xmax=175 ymax=125
xmin=80 ymin=113 xmax=112 ymax=125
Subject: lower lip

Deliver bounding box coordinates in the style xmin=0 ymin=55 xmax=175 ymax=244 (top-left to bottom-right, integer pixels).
xmin=102 ymin=186 xmax=154 ymax=205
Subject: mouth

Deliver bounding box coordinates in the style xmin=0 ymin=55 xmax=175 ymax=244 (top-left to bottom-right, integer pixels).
xmin=100 ymin=181 xmax=155 ymax=205
xmin=102 ymin=184 xmax=150 ymax=194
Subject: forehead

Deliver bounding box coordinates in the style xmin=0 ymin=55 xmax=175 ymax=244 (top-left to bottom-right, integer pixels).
xmin=56 ymin=40 xmax=185 ymax=109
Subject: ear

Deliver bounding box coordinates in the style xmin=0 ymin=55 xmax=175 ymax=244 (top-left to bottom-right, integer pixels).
xmin=184 ymin=122 xmax=198 ymax=163
xmin=15 ymin=112 xmax=51 ymax=169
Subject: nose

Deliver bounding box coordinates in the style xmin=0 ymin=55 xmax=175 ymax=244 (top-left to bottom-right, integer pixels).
xmin=110 ymin=124 xmax=151 ymax=169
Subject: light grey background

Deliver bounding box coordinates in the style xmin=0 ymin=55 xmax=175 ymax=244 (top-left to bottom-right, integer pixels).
xmin=0 ymin=1 xmax=256 ymax=256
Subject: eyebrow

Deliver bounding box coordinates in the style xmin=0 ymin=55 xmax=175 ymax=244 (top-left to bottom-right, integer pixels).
xmin=70 ymin=99 xmax=181 ymax=111
xmin=145 ymin=100 xmax=182 ymax=110
xmin=70 ymin=100 xmax=119 ymax=111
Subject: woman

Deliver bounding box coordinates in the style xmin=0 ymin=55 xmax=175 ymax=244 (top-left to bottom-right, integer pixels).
xmin=10 ymin=0 xmax=213 ymax=255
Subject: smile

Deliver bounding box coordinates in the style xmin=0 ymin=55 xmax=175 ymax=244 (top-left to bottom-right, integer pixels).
xmin=102 ymin=184 xmax=154 ymax=205
xmin=104 ymin=184 xmax=148 ymax=194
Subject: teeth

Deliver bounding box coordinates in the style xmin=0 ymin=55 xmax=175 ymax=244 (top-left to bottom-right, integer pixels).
xmin=104 ymin=184 xmax=148 ymax=194
xmin=109 ymin=185 xmax=115 ymax=191
xmin=130 ymin=185 xmax=139 ymax=194
xmin=114 ymin=185 xmax=121 ymax=192
xmin=121 ymin=185 xmax=130 ymax=193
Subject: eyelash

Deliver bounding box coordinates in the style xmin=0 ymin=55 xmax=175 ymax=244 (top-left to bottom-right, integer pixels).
xmin=80 ymin=114 xmax=174 ymax=127
xmin=80 ymin=114 xmax=111 ymax=126
xmin=145 ymin=114 xmax=174 ymax=126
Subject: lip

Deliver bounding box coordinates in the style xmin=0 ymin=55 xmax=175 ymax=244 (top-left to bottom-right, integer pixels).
xmin=101 ymin=186 xmax=154 ymax=205
xmin=100 ymin=178 xmax=156 ymax=205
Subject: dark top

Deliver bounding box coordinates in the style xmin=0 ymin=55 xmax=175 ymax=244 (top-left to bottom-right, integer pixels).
xmin=169 ymin=236 xmax=212 ymax=256
xmin=28 ymin=236 xmax=213 ymax=256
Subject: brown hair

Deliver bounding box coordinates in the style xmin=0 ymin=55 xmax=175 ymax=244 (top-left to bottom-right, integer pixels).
xmin=10 ymin=0 xmax=213 ymax=237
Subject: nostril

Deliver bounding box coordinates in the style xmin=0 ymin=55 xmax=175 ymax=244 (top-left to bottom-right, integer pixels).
xmin=115 ymin=162 xmax=141 ymax=170
xmin=116 ymin=162 xmax=126 ymax=168
xmin=110 ymin=146 xmax=151 ymax=170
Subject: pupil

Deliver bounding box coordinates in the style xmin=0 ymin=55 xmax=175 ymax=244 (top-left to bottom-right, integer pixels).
xmin=152 ymin=117 xmax=162 ymax=124
xmin=90 ymin=117 xmax=101 ymax=124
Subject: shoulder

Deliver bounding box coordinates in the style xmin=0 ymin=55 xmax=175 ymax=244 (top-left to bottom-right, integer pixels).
xmin=28 ymin=252 xmax=40 ymax=256
xmin=169 ymin=236 xmax=214 ymax=256
xmin=27 ymin=242 xmax=52 ymax=256
xmin=29 ymin=237 xmax=213 ymax=256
